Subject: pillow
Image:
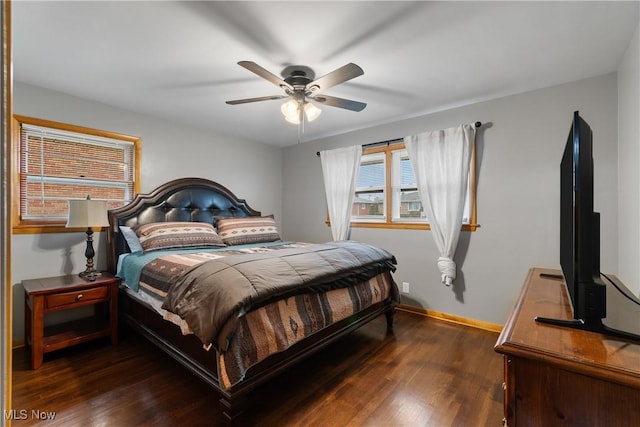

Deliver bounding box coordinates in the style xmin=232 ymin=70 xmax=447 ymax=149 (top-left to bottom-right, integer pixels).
xmin=132 ymin=221 xmax=226 ymax=252
xmin=120 ymin=226 xmax=143 ymax=253
xmin=215 ymin=216 xmax=281 ymax=246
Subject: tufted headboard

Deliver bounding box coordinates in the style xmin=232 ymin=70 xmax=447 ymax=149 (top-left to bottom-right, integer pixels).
xmin=106 ymin=177 xmax=261 ymax=273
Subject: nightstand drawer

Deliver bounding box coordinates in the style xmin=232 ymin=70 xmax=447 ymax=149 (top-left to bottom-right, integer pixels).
xmin=45 ymin=286 xmax=109 ymax=309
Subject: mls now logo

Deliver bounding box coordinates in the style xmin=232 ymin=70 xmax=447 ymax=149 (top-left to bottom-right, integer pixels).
xmin=4 ymin=409 xmax=56 ymax=420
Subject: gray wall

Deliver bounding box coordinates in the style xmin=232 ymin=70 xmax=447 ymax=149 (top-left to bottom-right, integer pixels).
xmin=11 ymin=83 xmax=283 ymax=342
xmin=11 ymin=67 xmax=631 ymax=338
xmin=281 ymin=73 xmax=619 ymax=326
xmin=618 ymin=22 xmax=640 ymax=296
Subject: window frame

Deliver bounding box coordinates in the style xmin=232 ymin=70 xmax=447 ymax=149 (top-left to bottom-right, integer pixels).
xmin=350 ymin=141 xmax=479 ymax=231
xmin=12 ymin=115 xmax=141 ymax=234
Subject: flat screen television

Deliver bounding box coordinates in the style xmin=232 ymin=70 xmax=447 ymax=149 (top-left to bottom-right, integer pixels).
xmin=535 ymin=111 xmax=640 ymax=341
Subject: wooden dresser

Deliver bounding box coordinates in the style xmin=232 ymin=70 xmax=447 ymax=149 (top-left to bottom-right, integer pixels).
xmin=495 ymin=267 xmax=640 ymax=427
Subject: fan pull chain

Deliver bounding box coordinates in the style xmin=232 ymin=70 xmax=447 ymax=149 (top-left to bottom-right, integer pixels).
xmin=297 ymin=101 xmax=304 ymax=143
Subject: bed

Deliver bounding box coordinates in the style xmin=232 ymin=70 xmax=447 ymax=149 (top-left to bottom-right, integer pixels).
xmin=106 ymin=177 xmax=398 ymax=423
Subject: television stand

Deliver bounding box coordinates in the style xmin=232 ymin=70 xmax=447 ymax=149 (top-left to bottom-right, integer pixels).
xmin=495 ymin=268 xmax=640 ymax=426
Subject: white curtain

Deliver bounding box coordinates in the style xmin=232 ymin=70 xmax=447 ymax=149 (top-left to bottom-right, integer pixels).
xmin=320 ymin=145 xmax=362 ymax=241
xmin=404 ymin=124 xmax=474 ymax=286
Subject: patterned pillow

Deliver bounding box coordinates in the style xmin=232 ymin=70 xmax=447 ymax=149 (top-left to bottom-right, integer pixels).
xmin=132 ymin=222 xmax=226 ymax=252
xmin=215 ymin=216 xmax=281 ymax=246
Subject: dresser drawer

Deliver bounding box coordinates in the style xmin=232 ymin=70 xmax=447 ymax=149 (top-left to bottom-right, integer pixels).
xmin=45 ymin=286 xmax=109 ymax=309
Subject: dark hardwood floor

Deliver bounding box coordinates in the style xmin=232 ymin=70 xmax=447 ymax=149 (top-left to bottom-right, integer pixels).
xmin=12 ymin=311 xmax=504 ymax=426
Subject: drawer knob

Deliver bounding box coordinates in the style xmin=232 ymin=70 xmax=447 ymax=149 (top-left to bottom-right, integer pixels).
xmin=76 ymin=294 xmax=83 ymax=301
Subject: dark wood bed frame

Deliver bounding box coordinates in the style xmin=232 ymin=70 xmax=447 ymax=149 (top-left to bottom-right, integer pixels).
xmin=106 ymin=177 xmax=396 ymax=423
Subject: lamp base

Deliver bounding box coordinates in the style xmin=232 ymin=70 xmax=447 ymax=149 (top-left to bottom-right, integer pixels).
xmin=79 ymin=269 xmax=101 ymax=282
xmin=81 ymin=229 xmax=99 ymax=281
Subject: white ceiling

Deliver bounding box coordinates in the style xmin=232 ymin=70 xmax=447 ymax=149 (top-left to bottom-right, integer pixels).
xmin=12 ymin=1 xmax=639 ymax=147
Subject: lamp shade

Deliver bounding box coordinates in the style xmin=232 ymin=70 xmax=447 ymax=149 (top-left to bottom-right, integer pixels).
xmin=281 ymin=99 xmax=299 ymax=118
xmin=66 ymin=199 xmax=109 ymax=228
xmin=281 ymin=99 xmax=300 ymax=124
xmin=304 ymin=102 xmax=322 ymax=122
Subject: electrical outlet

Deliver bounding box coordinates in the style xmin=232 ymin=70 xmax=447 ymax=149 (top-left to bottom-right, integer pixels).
xmin=402 ymin=281 xmax=410 ymax=293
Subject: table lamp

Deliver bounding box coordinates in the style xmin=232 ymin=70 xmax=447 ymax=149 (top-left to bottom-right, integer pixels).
xmin=66 ymin=196 xmax=110 ymax=281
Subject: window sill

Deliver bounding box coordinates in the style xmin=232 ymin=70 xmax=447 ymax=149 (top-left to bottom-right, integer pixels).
xmin=352 ymin=222 xmax=479 ymax=231
xmin=325 ymin=220 xmax=479 ymax=232
xmin=12 ymin=223 xmax=106 ymax=234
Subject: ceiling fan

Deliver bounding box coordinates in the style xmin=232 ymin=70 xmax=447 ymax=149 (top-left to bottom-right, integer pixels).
xmin=226 ymin=61 xmax=366 ymax=124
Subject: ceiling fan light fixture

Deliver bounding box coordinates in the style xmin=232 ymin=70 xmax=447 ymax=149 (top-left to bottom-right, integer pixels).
xmin=304 ymin=102 xmax=322 ymax=122
xmin=284 ymin=114 xmax=301 ymax=125
xmin=228 ymin=61 xmax=366 ymax=127
xmin=281 ymin=99 xmax=300 ymax=122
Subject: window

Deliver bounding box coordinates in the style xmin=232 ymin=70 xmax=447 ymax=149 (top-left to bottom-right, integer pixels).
xmin=351 ymin=141 xmax=478 ymax=231
xmin=12 ymin=115 xmax=141 ymax=233
xmin=353 ymin=152 xmax=385 ymax=221
xmin=391 ymin=148 xmax=425 ymax=222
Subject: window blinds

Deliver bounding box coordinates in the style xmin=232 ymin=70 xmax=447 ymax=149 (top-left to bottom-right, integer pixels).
xmin=19 ymin=123 xmax=135 ymax=221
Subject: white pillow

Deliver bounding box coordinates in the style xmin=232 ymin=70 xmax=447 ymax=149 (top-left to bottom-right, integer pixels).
xmin=120 ymin=226 xmax=144 ymax=253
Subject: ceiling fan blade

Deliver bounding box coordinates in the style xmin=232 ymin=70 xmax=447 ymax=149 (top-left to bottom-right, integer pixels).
xmin=238 ymin=61 xmax=293 ymax=91
xmin=307 ymin=63 xmax=364 ymax=93
xmin=226 ymin=95 xmax=287 ymax=105
xmin=311 ymin=94 xmax=366 ymax=112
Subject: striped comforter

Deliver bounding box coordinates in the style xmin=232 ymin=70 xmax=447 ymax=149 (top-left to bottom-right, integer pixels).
xmin=124 ymin=241 xmax=398 ymax=390
xmin=218 ymin=270 xmax=396 ymax=389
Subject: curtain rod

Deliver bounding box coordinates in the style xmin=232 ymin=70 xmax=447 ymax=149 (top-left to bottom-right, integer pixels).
xmin=316 ymin=121 xmax=482 ymax=156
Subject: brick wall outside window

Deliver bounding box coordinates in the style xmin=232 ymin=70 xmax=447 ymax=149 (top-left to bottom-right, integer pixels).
xmin=13 ymin=115 xmax=141 ymax=233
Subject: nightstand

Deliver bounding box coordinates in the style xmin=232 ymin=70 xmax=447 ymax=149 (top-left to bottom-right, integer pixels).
xmin=23 ymin=272 xmax=120 ymax=369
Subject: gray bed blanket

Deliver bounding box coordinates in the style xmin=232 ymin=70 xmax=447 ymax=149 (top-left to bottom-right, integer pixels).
xmin=162 ymin=240 xmax=397 ymax=351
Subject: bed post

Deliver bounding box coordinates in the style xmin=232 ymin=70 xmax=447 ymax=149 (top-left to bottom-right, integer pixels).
xmin=385 ymin=307 xmax=395 ymax=331
xmin=219 ymin=394 xmax=247 ymax=426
